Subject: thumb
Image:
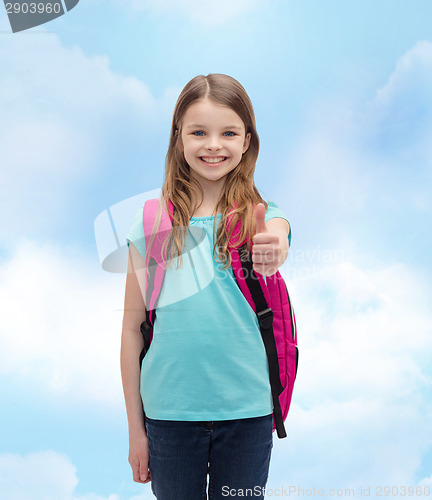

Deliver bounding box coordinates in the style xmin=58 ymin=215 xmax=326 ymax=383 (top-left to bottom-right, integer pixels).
xmin=254 ymin=203 xmax=267 ymax=235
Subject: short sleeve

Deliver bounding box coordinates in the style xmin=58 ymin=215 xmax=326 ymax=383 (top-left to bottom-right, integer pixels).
xmin=126 ymin=206 xmax=147 ymax=258
xmin=264 ymin=200 xmax=292 ymax=247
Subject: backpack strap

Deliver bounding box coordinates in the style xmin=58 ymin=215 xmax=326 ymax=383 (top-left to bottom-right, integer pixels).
xmin=227 ymin=203 xmax=287 ymax=438
xmin=139 ymin=198 xmax=174 ymax=366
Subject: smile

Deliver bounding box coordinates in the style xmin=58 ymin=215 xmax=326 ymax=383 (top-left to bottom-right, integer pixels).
xmin=200 ymin=157 xmax=227 ymax=165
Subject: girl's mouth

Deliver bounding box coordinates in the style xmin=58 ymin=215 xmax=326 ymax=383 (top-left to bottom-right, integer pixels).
xmin=200 ymin=156 xmax=227 ymax=165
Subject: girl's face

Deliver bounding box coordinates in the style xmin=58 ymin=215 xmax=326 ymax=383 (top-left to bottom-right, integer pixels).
xmin=179 ymin=98 xmax=251 ymax=190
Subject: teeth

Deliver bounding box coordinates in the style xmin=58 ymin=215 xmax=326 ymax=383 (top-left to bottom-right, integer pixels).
xmin=201 ymin=157 xmax=226 ymax=163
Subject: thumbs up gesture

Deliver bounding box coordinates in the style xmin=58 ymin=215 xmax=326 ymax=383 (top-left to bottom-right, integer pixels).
xmin=252 ymin=203 xmax=282 ymax=277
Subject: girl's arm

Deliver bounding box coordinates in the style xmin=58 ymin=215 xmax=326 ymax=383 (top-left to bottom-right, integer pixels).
xmin=120 ymin=242 xmax=147 ymax=434
xmin=120 ymin=242 xmax=151 ymax=483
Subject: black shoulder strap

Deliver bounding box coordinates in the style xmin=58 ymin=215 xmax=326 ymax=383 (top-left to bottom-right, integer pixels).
xmin=236 ymin=242 xmax=287 ymax=438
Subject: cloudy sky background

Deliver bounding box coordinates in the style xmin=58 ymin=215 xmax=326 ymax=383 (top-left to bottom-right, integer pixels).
xmin=1 ymin=0 xmax=432 ymax=498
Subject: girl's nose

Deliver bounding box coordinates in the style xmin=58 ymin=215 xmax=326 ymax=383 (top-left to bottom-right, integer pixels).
xmin=205 ymin=135 xmax=222 ymax=150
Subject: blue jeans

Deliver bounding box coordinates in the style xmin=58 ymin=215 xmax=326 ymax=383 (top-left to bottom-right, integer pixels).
xmin=144 ymin=413 xmax=273 ymax=500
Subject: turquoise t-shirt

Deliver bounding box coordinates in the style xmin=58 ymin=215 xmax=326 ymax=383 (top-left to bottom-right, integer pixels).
xmin=126 ymin=200 xmax=291 ymax=420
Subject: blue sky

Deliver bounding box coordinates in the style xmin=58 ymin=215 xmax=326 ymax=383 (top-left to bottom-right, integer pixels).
xmin=1 ymin=1 xmax=432 ymax=498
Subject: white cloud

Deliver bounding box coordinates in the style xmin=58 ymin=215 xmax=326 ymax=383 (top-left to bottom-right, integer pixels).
xmin=129 ymin=492 xmax=156 ymax=500
xmin=0 ymin=32 xmax=177 ymax=247
xmin=114 ymin=0 xmax=264 ymax=26
xmin=270 ymin=41 xmax=432 ymax=491
xmin=372 ymin=40 xmax=432 ymax=117
xmin=0 ymin=237 xmax=126 ymax=407
xmin=268 ymin=257 xmax=432 ymax=490
xmin=0 ymin=450 xmax=120 ymax=500
xmin=364 ymin=40 xmax=432 ymax=165
xmin=283 ymin=40 xmax=432 ymax=237
xmin=293 ymin=260 xmax=432 ymax=403
xmin=291 ymin=38 xmax=432 ymax=247
xmin=419 ymin=473 xmax=432 ymax=487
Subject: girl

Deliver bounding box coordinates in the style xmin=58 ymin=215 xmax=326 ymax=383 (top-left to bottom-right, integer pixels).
xmin=121 ymin=73 xmax=291 ymax=500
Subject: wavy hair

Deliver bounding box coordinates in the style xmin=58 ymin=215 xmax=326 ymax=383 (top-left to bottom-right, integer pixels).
xmin=145 ymin=73 xmax=268 ymax=284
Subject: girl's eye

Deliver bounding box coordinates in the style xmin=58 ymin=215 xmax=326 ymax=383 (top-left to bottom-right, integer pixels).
xmin=192 ymin=131 xmax=236 ymax=137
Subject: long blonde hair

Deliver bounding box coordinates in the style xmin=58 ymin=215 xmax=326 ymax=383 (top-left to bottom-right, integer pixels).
xmin=145 ymin=73 xmax=268 ymax=285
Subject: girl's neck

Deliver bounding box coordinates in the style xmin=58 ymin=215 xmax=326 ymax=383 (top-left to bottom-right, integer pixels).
xmin=192 ymin=199 xmax=220 ymax=217
xmin=191 ymin=182 xmax=224 ymax=218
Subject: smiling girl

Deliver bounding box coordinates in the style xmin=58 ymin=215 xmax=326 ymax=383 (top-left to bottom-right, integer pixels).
xmin=121 ymin=74 xmax=291 ymax=500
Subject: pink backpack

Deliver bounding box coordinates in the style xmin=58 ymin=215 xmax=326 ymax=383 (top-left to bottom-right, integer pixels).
xmin=139 ymin=198 xmax=298 ymax=439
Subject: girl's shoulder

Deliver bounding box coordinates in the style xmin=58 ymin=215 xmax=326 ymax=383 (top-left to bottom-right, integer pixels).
xmin=264 ymin=200 xmax=291 ymax=247
xmin=264 ymin=199 xmax=286 ymax=221
xmin=126 ymin=206 xmax=146 ymax=258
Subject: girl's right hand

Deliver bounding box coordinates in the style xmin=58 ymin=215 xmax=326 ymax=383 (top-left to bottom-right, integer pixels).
xmin=128 ymin=429 xmax=151 ymax=483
